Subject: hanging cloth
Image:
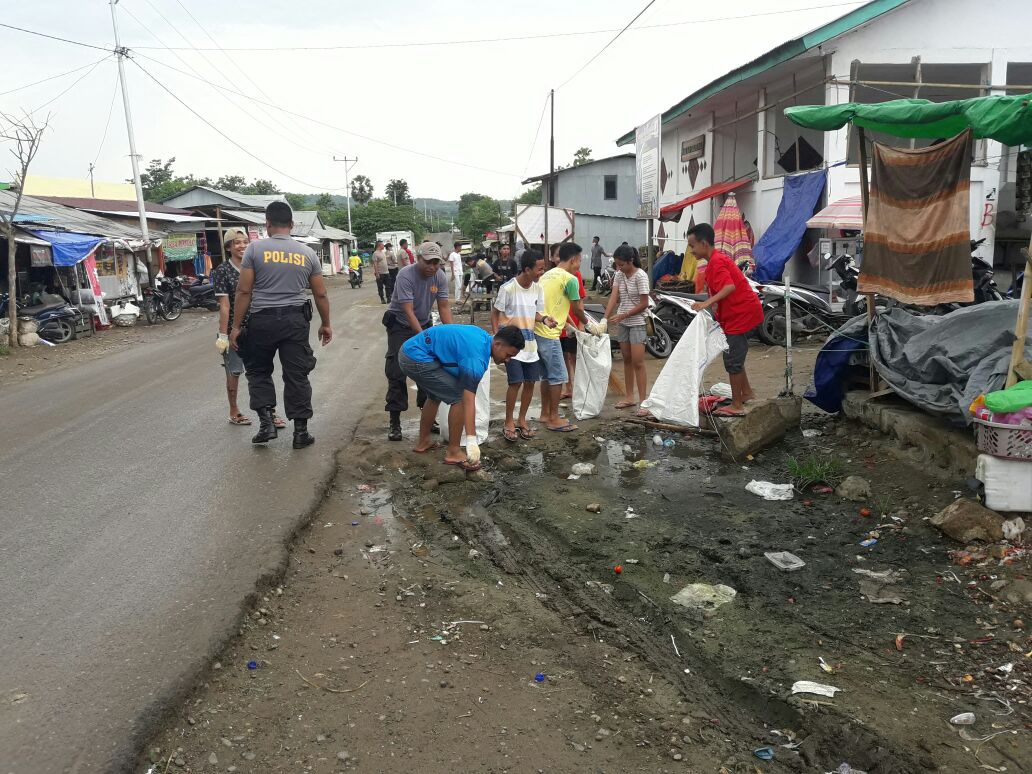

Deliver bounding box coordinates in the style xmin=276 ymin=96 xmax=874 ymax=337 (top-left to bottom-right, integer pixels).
xmin=753 ymin=170 xmax=827 ymax=282
xmin=713 ymin=192 xmax=753 ymax=266
xmin=860 ymin=130 xmax=974 ymax=305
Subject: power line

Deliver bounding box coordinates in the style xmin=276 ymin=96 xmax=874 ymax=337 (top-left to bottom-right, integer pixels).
xmin=29 ymin=57 xmax=110 ymax=116
xmin=522 ymin=94 xmax=550 ymax=179
xmin=91 ymin=66 xmax=121 ymax=169
xmin=0 ymin=22 xmax=112 ymax=52
xmin=126 ymin=3 xmax=866 ymax=52
xmin=132 ymin=59 xmax=348 ymax=191
xmin=557 ymin=0 xmax=657 ymax=90
xmin=0 ymin=57 xmax=111 ymax=98
xmin=134 ymin=51 xmax=521 ymax=177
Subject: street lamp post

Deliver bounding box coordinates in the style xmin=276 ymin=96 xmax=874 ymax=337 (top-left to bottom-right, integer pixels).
xmin=332 ymin=155 xmax=358 ymax=237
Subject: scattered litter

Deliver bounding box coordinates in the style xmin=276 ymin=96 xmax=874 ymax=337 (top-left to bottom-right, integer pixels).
xmin=791 ymin=680 xmax=840 ymax=698
xmin=631 ymin=459 xmax=657 ymax=470
xmin=246 ymin=661 xmax=259 ymax=670
xmin=624 ymin=558 xmax=639 ymax=565
xmin=859 ymin=538 xmax=878 ymax=547
xmin=949 ymin=712 xmax=975 ymax=725
xmin=802 ymin=429 xmax=822 ymax=438
xmin=366 ymin=545 xmax=388 ymax=553
xmin=975 ymin=691 xmax=1014 ymax=716
xmin=856 ymin=568 xmax=908 ymax=605
xmin=585 ymin=580 xmax=614 ymax=594
xmin=833 ymin=765 xmax=868 ymax=774
xmin=468 ymin=549 xmax=481 ymax=560
xmin=662 ymin=573 xmax=671 ymax=584
xmin=671 ymin=635 xmax=680 ymax=658
xmin=753 ymin=747 xmax=775 ymax=761
xmin=571 ymin=462 xmax=596 ymax=476
xmin=586 ymin=503 xmax=602 ymax=513
xmin=567 ymin=474 xmax=581 ymax=480
xmin=765 ymin=551 xmax=806 ymax=571
xmin=710 ymin=382 xmax=732 ymax=398
xmin=625 ymin=507 xmax=640 ymax=519
xmin=356 ymin=484 xmax=375 ymax=493
xmin=653 ymin=434 xmax=664 ymax=446
xmin=813 ymin=485 xmax=834 ymax=494
xmin=534 ymin=673 xmax=546 ymax=683
xmin=614 ymin=565 xmax=623 ymax=574
xmin=895 ymin=634 xmax=906 ymax=651
xmin=663 ymin=438 xmax=676 ymax=448
xmin=996 ymin=662 xmax=1014 ymax=675
xmin=669 ymin=583 xmax=737 ymax=611
xmin=351 ymin=521 xmax=359 ymax=526
xmin=746 ymin=481 xmax=795 ymax=501
xmin=819 ymin=657 xmax=837 ymax=674
xmin=852 ymin=568 xmax=900 ymax=580
xmin=1003 ymin=517 xmax=1025 ymax=541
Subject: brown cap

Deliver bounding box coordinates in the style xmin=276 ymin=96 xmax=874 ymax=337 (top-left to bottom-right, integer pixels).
xmin=417 ymin=241 xmax=443 ymax=262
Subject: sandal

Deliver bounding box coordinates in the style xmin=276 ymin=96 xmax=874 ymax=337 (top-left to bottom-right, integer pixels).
xmin=517 ymin=426 xmax=536 ymax=440
xmin=546 ymin=423 xmax=578 ymax=433
xmin=443 ymin=459 xmax=482 ymax=472
xmin=413 ymin=441 xmax=444 ymax=453
xmin=273 ymin=415 xmax=287 ymax=429
xmin=228 ymin=413 xmax=252 ymax=426
xmin=712 ymin=406 xmax=746 ymax=418
xmin=634 ymin=408 xmax=652 ymax=418
xmin=502 ymin=427 xmax=519 ymax=443
xmin=614 ymin=401 xmax=637 ymax=410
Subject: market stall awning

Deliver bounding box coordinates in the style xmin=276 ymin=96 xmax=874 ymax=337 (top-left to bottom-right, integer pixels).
xmin=28 ymin=230 xmax=104 ymax=267
xmin=807 ymin=195 xmax=864 ymax=230
xmin=659 ymin=178 xmax=751 ymax=223
xmin=784 ymin=93 xmax=1032 ymax=146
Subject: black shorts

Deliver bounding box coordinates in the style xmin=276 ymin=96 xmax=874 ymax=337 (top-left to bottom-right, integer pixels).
xmin=723 ymin=330 xmax=754 ymax=374
xmin=560 ymin=336 xmax=577 ymax=355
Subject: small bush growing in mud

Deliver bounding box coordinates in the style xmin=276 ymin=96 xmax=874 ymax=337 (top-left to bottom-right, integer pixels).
xmin=788 ymin=454 xmax=845 ymax=489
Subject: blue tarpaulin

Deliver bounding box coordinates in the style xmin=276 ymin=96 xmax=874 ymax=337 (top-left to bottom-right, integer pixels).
xmin=28 ymin=230 xmax=105 ymax=267
xmin=651 ymin=250 xmax=680 ymax=284
xmin=753 ymin=170 xmax=826 ymax=282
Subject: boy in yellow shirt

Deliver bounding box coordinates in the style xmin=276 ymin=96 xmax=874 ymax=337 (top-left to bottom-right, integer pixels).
xmin=534 ymin=242 xmax=585 ymax=432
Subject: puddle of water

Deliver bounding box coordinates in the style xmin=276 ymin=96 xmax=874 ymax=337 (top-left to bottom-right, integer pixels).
xmin=359 ymin=489 xmax=408 ymax=539
xmin=525 ymin=452 xmax=544 ymax=476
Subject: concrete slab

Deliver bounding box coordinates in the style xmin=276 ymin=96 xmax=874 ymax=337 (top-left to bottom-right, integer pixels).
xmin=718 ymin=396 xmax=802 ymax=460
xmin=842 ymin=391 xmax=979 ymax=477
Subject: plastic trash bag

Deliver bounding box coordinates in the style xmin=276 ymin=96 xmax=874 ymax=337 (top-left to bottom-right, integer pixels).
xmin=640 ymin=313 xmax=727 ymax=426
xmin=572 ymin=329 xmax=612 ymax=420
xmin=436 ymin=366 xmax=491 ymax=444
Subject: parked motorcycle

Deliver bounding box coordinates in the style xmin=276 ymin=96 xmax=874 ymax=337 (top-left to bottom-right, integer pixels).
xmin=970 ymin=238 xmax=1003 ymax=303
xmin=651 ymin=288 xmax=705 ymax=342
xmin=594 ymin=264 xmax=616 ymax=296
xmin=0 ymin=292 xmax=94 ymax=343
xmin=348 ymin=266 xmax=363 ymax=289
xmin=825 ymin=252 xmax=866 ymax=316
xmin=582 ymin=299 xmax=674 ymax=359
xmin=169 ymin=275 xmax=220 ymax=311
xmin=141 ymin=277 xmax=183 ymax=323
xmin=756 ymin=280 xmax=855 ymax=347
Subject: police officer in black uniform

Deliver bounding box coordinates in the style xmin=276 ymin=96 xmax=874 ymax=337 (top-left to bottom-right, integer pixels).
xmin=230 ymin=201 xmax=333 ymax=448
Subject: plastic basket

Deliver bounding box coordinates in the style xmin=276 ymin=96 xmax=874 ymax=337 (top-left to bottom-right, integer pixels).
xmin=973 ymin=417 xmax=1032 ymax=460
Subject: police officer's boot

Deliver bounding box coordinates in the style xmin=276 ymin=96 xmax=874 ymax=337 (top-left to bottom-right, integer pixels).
xmin=252 ymin=406 xmax=278 ymax=444
xmin=388 ymin=411 xmax=402 ymax=442
xmin=293 ymin=419 xmax=315 ymax=449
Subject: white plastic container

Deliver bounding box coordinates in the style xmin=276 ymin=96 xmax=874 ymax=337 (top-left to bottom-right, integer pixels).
xmin=975 ymin=453 xmax=1032 ymax=512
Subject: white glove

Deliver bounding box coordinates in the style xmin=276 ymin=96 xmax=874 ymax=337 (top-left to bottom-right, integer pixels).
xmin=215 ymin=333 xmax=230 ymax=354
xmin=586 ymin=319 xmax=608 ymax=336
xmin=465 ymin=440 xmax=481 ymax=464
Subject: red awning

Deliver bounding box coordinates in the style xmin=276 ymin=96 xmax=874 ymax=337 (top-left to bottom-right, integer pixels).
xmin=659 ymin=178 xmax=752 ymax=222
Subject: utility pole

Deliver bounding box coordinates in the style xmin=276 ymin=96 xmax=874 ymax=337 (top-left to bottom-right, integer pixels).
xmin=88 ymin=163 xmax=96 ymax=197
xmin=109 ymin=0 xmax=154 ymax=287
xmin=544 ymin=88 xmax=554 ymax=258
xmin=332 ymin=155 xmax=357 ymax=237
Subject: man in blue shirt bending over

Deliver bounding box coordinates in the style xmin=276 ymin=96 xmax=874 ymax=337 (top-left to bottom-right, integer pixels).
xmin=399 ymin=324 xmax=525 ymax=471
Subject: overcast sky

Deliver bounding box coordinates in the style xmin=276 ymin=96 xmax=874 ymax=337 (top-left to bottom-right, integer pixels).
xmin=1 ymin=0 xmax=863 ymax=202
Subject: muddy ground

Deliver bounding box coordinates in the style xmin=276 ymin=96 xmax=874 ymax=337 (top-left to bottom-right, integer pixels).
xmin=140 ymin=363 xmax=1030 ymax=774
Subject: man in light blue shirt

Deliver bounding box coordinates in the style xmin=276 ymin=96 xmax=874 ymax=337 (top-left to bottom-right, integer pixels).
xmin=399 ymin=324 xmax=525 ymax=471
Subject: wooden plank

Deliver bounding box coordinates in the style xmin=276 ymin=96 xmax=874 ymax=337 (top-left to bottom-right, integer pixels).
xmin=1005 ymin=247 xmax=1032 ymax=388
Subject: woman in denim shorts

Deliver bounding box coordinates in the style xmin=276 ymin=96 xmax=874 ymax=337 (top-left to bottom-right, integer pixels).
xmin=604 ymin=244 xmax=651 ymax=416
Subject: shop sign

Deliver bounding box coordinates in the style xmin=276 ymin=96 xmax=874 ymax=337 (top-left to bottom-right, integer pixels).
xmin=635 ymin=114 xmax=662 ymax=219
xmin=681 ymin=135 xmax=706 ymax=162
xmin=164 ymin=232 xmax=198 ymax=262
xmin=29 ymin=244 xmax=52 ymax=267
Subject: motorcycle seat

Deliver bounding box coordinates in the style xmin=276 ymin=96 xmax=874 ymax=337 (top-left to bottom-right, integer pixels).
xmin=657 ymin=291 xmax=707 ymax=302
xmin=583 ymin=303 xmax=606 ymax=315
xmin=20 ymin=301 xmax=68 ymax=315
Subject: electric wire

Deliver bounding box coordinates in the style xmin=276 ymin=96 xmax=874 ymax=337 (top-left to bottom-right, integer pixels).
xmin=134 ymin=51 xmax=520 ymax=177
xmin=522 ymin=94 xmax=551 ymax=179
xmin=557 ymin=0 xmax=657 ymax=90
xmin=0 ymin=57 xmax=112 ymax=98
xmin=127 ymin=3 xmax=866 ymax=52
xmin=28 ymin=56 xmax=110 ymax=116
xmin=132 ymin=59 xmax=347 ymax=191
xmin=0 ymin=22 xmax=112 ymax=53
xmin=91 ymin=66 xmax=121 ymax=170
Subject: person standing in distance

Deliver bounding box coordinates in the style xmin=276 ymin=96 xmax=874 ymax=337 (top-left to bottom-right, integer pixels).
xmin=385 ymin=241 xmax=399 ymax=296
xmin=397 ymin=238 xmax=415 ymax=268
xmin=230 ymin=201 xmax=332 ymax=448
xmin=372 ymin=240 xmax=390 ymax=303
xmin=383 ymin=240 xmax=452 ymax=441
xmin=447 ymin=242 xmax=464 ymax=303
xmin=589 ymin=236 xmax=610 ymax=291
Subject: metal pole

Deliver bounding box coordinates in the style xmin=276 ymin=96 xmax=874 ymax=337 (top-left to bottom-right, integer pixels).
xmin=544 ymin=89 xmax=554 ymax=256
xmin=857 ymin=126 xmax=877 ymax=389
xmin=333 ymin=156 xmax=357 ymax=237
xmin=109 ymin=0 xmax=154 ymax=288
xmin=784 ymin=274 xmax=794 ymax=396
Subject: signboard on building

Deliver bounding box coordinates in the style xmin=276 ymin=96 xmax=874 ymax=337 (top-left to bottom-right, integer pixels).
xmin=681 ymin=134 xmax=706 ymax=162
xmin=514 ymin=205 xmax=575 ymax=245
xmin=164 ymin=232 xmax=198 ymax=262
xmin=635 ymin=114 xmax=662 ymax=219
xmin=246 ymin=225 xmax=261 ymax=242
xmin=29 ymin=244 xmax=52 ymax=267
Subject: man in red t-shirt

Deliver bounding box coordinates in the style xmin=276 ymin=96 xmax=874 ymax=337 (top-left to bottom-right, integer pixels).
xmin=687 ymin=222 xmax=763 ymax=416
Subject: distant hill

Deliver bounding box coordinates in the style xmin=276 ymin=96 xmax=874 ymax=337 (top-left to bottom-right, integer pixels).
xmin=285 ymin=194 xmax=512 ymax=222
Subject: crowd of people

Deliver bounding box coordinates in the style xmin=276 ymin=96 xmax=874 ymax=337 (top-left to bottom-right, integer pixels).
xmin=211 ymin=201 xmax=763 ymax=471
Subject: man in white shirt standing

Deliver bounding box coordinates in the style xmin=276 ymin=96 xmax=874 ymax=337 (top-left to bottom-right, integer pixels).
xmin=447 ymin=243 xmax=464 ymax=302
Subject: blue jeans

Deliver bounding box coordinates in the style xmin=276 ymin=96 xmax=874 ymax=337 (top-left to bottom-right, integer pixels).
xmin=398 ymin=351 xmax=464 ymax=406
xmin=535 ymin=336 xmax=568 ymax=386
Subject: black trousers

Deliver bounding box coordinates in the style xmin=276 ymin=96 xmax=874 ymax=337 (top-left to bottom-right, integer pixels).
xmin=386 ymin=268 xmax=399 ymax=299
xmin=384 ymin=320 xmax=428 ymax=414
xmin=241 ymin=306 xmax=316 ymax=420
xmin=591 ymin=266 xmax=602 ymax=289
xmin=375 ymin=274 xmax=388 ymax=302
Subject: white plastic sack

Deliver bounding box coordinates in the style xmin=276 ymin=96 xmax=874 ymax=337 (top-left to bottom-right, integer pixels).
xmin=436 ymin=366 xmax=491 ymax=444
xmin=640 ymin=313 xmax=727 ymax=426
xmin=745 ymin=480 xmax=795 ymax=501
xmin=572 ymin=329 xmax=612 ymax=420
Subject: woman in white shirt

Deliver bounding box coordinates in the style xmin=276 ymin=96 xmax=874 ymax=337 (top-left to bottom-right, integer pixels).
xmin=604 ymin=244 xmax=651 ymax=416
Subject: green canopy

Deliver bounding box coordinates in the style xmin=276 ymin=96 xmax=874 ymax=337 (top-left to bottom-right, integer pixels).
xmin=785 ymin=93 xmax=1032 ymax=147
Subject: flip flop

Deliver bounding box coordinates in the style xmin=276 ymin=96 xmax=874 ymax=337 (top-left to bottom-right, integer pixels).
xmin=517 ymin=426 xmax=536 ymax=440
xmin=413 ymin=441 xmax=444 ymax=453
xmin=546 ymin=424 xmax=578 ymax=433
xmin=502 ymin=428 xmax=519 ymax=443
xmin=228 ymin=414 xmax=252 ymax=426
xmin=634 ymin=408 xmax=652 ymax=418
xmin=614 ymin=401 xmax=637 ymax=410
xmin=712 ymin=406 xmax=746 ymax=418
xmin=443 ymin=459 xmax=482 ymax=472
xmin=273 ymin=415 xmax=287 ymax=429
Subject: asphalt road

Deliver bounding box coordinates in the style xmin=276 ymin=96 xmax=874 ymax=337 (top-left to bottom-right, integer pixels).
xmin=0 ymin=282 xmax=387 ymax=773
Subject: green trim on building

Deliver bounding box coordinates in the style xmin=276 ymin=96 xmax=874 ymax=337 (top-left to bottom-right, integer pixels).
xmin=614 ymin=0 xmax=911 ymax=146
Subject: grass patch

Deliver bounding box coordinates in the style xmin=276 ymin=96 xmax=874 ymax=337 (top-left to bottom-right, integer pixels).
xmin=788 ymin=454 xmax=845 ymax=490
xmin=0 ymin=342 xmax=8 ymax=357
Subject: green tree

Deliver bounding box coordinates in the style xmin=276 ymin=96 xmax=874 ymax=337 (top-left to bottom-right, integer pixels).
xmin=245 ymin=179 xmax=279 ymax=195
xmin=314 ymin=193 xmax=334 ymax=213
xmin=384 ymin=178 xmax=412 ymax=206
xmin=512 ymin=183 xmax=543 ymax=212
xmin=285 ymin=193 xmax=308 ymax=211
xmin=215 ymin=174 xmax=247 ymax=192
xmin=345 ymin=198 xmax=425 ymax=244
xmin=456 ymin=195 xmax=504 ymax=243
xmin=350 ymin=174 xmax=373 ymax=205
xmin=138 ymin=157 xmax=210 ymax=201
xmin=572 ymin=147 xmax=593 ymax=166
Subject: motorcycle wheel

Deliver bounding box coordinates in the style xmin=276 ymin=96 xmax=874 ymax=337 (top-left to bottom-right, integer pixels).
xmin=75 ymin=314 xmax=96 ymax=339
xmin=644 ymin=321 xmax=674 ymax=359
xmin=41 ymin=319 xmax=75 ymax=344
xmin=655 ymin=306 xmax=691 ymax=341
xmin=142 ymin=297 xmax=158 ymax=325
xmin=758 ymin=304 xmax=788 ymax=347
xmin=162 ymin=299 xmax=183 ymax=321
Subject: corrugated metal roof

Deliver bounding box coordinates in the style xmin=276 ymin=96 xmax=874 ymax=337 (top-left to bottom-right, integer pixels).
xmin=0 ymin=190 xmax=161 ymax=242
xmin=34 ymin=196 xmax=196 ymax=215
xmin=221 ymin=209 xmax=267 ymax=225
xmin=522 ymin=152 xmax=635 ymax=184
xmin=291 ymin=210 xmax=322 ymax=237
xmin=312 ymin=225 xmax=354 ymax=241
xmin=160 ymin=185 xmax=287 ymax=209
xmin=615 ymin=0 xmax=912 ymax=146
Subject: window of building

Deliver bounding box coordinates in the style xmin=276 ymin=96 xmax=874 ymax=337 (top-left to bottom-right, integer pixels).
xmin=761 ymin=65 xmax=827 ymax=179
xmin=603 ymin=175 xmax=617 ymax=200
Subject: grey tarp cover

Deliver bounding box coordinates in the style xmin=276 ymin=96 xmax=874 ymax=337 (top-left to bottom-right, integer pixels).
xmin=869 ymin=302 xmax=1031 ymax=423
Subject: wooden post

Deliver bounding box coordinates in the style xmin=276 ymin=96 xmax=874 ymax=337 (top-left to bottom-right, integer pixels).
xmin=215 ymin=206 xmax=226 ymax=268
xmin=1005 ymin=244 xmax=1032 ymax=388
xmin=857 ymin=126 xmax=877 ymax=389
